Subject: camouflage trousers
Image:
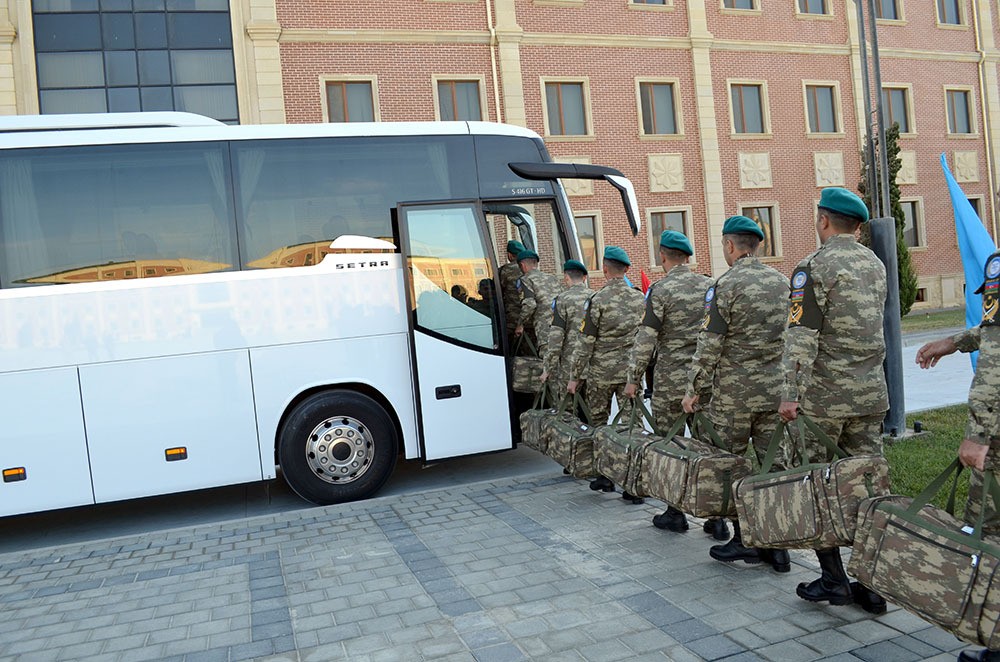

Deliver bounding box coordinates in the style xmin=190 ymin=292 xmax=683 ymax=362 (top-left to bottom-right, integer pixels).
xmin=964 ymin=469 xmax=1000 ymax=535
xmin=586 ymin=381 xmax=633 ymax=427
xmin=790 ymin=412 xmax=884 ymax=465
xmin=706 ymin=407 xmax=783 ymax=469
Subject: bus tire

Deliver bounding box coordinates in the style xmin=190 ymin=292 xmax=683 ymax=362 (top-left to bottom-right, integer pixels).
xmin=278 ymin=390 xmax=397 ymax=505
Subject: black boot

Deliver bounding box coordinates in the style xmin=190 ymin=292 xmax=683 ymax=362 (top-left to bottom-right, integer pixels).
xmin=653 ymin=507 xmax=689 ymax=532
xmin=958 ymin=649 xmax=1000 ymax=662
xmin=851 ymin=582 xmax=887 ymax=614
xmin=709 ymin=521 xmax=760 ymax=565
xmin=702 ymin=518 xmax=730 ymax=541
xmin=589 ymin=476 xmax=615 ymax=492
xmin=796 ymin=548 xmax=852 ymax=606
xmin=758 ymin=548 xmax=791 ymax=573
xmin=621 ymin=491 xmax=645 ymax=504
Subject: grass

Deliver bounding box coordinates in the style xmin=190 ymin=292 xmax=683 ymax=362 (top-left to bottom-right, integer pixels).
xmin=900 ymin=308 xmax=966 ymax=333
xmin=885 ymin=404 xmax=969 ymax=511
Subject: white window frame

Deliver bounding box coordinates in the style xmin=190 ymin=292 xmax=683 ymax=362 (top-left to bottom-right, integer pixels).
xmin=802 ymin=80 xmax=845 ymax=137
xmin=628 ymin=0 xmax=674 ymax=11
xmin=882 ymin=83 xmax=916 ymax=136
xmin=635 ymin=77 xmax=684 ymax=139
xmin=795 ymin=0 xmax=833 ymax=18
xmin=727 ymin=79 xmax=771 ymax=138
xmin=431 ymin=75 xmax=488 ymax=122
xmin=737 ymin=201 xmax=782 ymax=260
xmin=874 ymin=0 xmax=905 ymax=23
xmin=573 ymin=210 xmax=604 ymax=272
xmin=647 ymin=205 xmax=695 ymax=269
xmin=900 ymin=196 xmax=926 ymax=250
xmin=944 ymin=85 xmax=978 ymax=136
xmin=720 ymin=0 xmax=761 ymax=15
xmin=540 ymin=77 xmax=594 ymax=141
xmin=320 ymin=75 xmax=380 ymax=123
xmin=935 ymin=0 xmax=966 ymax=27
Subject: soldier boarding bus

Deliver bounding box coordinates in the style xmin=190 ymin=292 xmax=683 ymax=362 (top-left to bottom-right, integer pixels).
xmin=0 ymin=112 xmax=640 ymax=517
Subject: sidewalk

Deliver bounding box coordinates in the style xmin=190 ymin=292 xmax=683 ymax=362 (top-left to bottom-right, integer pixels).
xmin=0 ymin=470 xmax=971 ymax=662
xmin=901 ymin=326 xmax=974 ymax=413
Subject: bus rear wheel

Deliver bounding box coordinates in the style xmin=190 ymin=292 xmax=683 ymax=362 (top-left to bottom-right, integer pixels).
xmin=278 ymin=390 xmax=397 ymax=505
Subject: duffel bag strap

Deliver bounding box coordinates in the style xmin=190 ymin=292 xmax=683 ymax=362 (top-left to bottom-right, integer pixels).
xmin=796 ymin=414 xmax=849 ymax=463
xmin=574 ymin=392 xmax=594 ymax=426
xmin=633 ymin=397 xmax=658 ymax=433
xmin=907 ymin=458 xmax=964 ymax=518
xmin=663 ymin=413 xmax=689 ymax=442
xmin=692 ymin=412 xmax=725 ymax=450
xmin=759 ymin=421 xmax=792 ymax=475
xmin=530 ymin=386 xmax=547 ymax=411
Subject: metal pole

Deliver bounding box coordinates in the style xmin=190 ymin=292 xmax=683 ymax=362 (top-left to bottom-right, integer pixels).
xmin=867 ymin=0 xmax=892 ymax=216
xmin=870 ymin=217 xmax=906 ymax=436
xmin=855 ymin=0 xmax=880 ymax=218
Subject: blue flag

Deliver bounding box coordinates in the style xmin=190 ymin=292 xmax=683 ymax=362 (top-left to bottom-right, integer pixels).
xmin=624 ymin=274 xmax=634 ymax=289
xmin=941 ymin=152 xmax=995 ymax=369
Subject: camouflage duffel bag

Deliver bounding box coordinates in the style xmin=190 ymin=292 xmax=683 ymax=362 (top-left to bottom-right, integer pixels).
xmin=541 ymin=394 xmax=597 ymax=479
xmin=518 ymin=387 xmax=558 ymax=454
xmin=593 ymin=399 xmax=661 ymax=497
xmin=735 ymin=416 xmax=891 ymax=550
xmin=848 ymin=460 xmax=1000 ymax=648
xmin=512 ymin=334 xmax=543 ymax=393
xmin=641 ymin=413 xmax=752 ymax=519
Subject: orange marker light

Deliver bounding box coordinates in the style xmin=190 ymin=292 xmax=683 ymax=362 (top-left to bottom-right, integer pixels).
xmin=2 ymin=467 xmax=26 ymax=483
xmin=164 ymin=447 xmax=188 ymax=461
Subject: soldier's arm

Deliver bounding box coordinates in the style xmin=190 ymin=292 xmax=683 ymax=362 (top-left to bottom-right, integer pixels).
xmin=517 ymin=280 xmax=537 ymax=328
xmin=544 ymin=300 xmax=566 ymax=375
xmin=684 ymin=285 xmax=729 ymax=398
xmin=953 ymin=326 xmax=982 ymax=353
xmin=782 ymin=263 xmax=826 ymax=404
xmin=627 ymin=290 xmax=664 ymax=384
xmin=569 ymin=299 xmax=599 ymax=381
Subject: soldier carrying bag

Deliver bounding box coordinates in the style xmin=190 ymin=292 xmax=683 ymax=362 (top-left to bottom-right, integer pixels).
xmin=512 ymin=333 xmax=543 ymax=393
xmin=593 ymin=398 xmax=661 ymax=497
xmin=541 ymin=392 xmax=598 ymax=479
xmin=734 ymin=415 xmax=891 ymax=550
xmin=519 ymin=386 xmax=556 ymax=453
xmin=849 ymin=460 xmax=1000 ymax=649
xmin=641 ymin=413 xmax=753 ymax=519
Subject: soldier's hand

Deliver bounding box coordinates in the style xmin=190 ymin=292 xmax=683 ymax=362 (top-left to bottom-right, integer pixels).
xmin=623 ymin=383 xmax=637 ymax=399
xmin=567 ymin=380 xmax=578 ymax=395
xmin=916 ymin=338 xmax=957 ymax=369
xmin=779 ymin=401 xmax=799 ymax=422
xmin=681 ymin=394 xmax=699 ymax=413
xmin=959 ymin=438 xmax=989 ymax=471
xmin=514 ymin=325 xmax=524 ymax=337
xmin=539 ymin=371 xmax=548 ymax=383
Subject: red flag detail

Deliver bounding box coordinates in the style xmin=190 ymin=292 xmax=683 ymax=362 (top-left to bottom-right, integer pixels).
xmin=640 ymin=269 xmax=651 ymax=294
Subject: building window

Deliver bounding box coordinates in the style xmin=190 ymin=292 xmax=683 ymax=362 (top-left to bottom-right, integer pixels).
xmin=575 ymin=214 xmax=600 ymax=271
xmin=730 ymin=83 xmax=767 ymax=134
xmin=32 ymin=1 xmax=238 ymax=123
xmin=325 ymin=81 xmax=375 ymax=122
xmin=740 ymin=205 xmax=779 ymax=257
xmin=901 ymin=200 xmax=923 ymax=247
xmin=544 ymin=81 xmax=588 ymax=136
xmin=874 ymin=0 xmax=900 ymax=19
xmin=968 ymin=197 xmax=982 ymax=219
xmin=649 ymin=209 xmax=690 ymax=264
xmin=937 ymin=0 xmax=962 ymax=24
xmin=946 ymin=89 xmax=973 ymax=134
xmin=915 ymin=287 xmax=927 ymax=303
xmin=798 ymin=0 xmax=829 ymax=14
xmin=723 ymin=0 xmax=756 ymax=8
xmin=437 ymin=80 xmax=482 ymax=121
xmin=632 ymin=0 xmax=668 ymax=4
xmin=639 ymin=82 xmax=678 ymax=135
xmin=805 ymin=84 xmax=839 ymax=133
xmin=882 ymin=87 xmax=911 ymax=133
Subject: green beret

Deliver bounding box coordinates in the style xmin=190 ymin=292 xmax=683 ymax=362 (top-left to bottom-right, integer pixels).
xmin=563 ymin=259 xmax=588 ymax=275
xmin=818 ymin=187 xmax=870 ymax=223
xmin=722 ymin=215 xmax=765 ymax=240
xmin=603 ymin=245 xmax=631 ymax=266
xmin=659 ymin=230 xmax=693 ymax=256
xmin=507 ymin=240 xmax=526 ymax=255
xmin=516 ymin=249 xmax=539 ymax=262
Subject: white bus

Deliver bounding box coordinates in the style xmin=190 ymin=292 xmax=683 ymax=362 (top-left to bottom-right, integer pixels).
xmin=0 ymin=112 xmax=639 ymax=517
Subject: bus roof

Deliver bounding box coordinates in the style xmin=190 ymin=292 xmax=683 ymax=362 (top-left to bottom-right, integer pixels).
xmin=0 ymin=113 xmax=543 ymax=150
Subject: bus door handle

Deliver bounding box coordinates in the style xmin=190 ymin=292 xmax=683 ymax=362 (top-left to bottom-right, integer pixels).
xmin=435 ymin=384 xmax=462 ymax=400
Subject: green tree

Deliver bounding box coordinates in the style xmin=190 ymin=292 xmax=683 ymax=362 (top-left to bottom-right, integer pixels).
xmin=858 ymin=122 xmax=919 ymax=317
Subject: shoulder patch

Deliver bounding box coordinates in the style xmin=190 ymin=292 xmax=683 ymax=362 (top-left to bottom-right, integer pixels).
xmin=701 ymin=283 xmax=727 ymax=333
xmin=983 ymin=256 xmax=1000 ymax=326
xmin=988 ymin=256 xmax=1000 ymax=279
xmin=516 ymin=278 xmax=522 ymax=291
xmin=788 ymin=266 xmax=823 ymax=330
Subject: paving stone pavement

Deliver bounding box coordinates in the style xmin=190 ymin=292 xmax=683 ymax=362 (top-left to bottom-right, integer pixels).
xmin=0 ymin=471 xmax=976 ymax=662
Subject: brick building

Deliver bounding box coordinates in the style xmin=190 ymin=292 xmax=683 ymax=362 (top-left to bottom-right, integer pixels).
xmin=0 ymin=0 xmax=997 ymax=306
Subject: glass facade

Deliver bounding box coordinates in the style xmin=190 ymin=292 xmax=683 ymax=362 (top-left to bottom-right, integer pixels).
xmin=32 ymin=0 xmax=238 ymax=123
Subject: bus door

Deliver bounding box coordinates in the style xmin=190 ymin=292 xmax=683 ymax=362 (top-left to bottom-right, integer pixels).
xmin=397 ymin=201 xmax=513 ymax=461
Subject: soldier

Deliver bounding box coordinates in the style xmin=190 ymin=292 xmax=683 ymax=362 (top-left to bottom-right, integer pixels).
xmin=540 ymin=259 xmax=591 ymax=401
xmin=621 ymin=230 xmax=720 ymax=536
xmin=515 ymin=249 xmax=562 ymax=354
xmin=499 ymin=240 xmax=526 ymax=345
xmin=916 ymin=249 xmax=1000 ymax=662
xmin=778 ymin=187 xmax=888 ymax=614
xmin=567 ymin=246 xmax=646 ymax=498
xmin=681 ymin=215 xmax=790 ymax=573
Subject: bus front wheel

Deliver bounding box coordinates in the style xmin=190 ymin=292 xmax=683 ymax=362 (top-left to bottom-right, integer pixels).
xmin=278 ymin=390 xmax=397 ymax=505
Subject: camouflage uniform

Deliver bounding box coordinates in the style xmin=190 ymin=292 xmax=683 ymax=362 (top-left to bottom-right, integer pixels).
xmin=782 ymin=234 xmax=888 ymax=462
xmin=499 ymin=260 xmax=522 ymax=343
xmin=517 ymin=269 xmax=562 ymax=354
xmin=685 ymin=256 xmax=788 ymax=463
xmin=545 ymin=281 xmax=591 ymax=394
xmin=569 ymin=277 xmax=645 ymax=425
xmin=627 ymin=264 xmax=712 ymax=431
xmin=950 ymin=249 xmax=1000 ymax=534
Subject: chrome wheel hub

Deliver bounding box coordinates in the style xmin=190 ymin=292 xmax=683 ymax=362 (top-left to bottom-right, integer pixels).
xmin=305 ymin=416 xmax=373 ymax=484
